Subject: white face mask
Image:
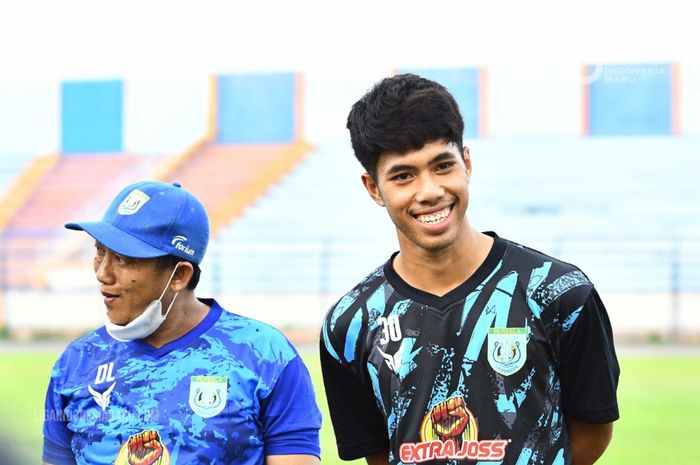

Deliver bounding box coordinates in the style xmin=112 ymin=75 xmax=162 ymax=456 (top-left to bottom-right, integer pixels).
xmin=104 ymin=264 xmax=181 ymax=342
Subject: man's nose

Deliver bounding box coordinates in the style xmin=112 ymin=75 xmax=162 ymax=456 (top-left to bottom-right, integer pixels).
xmin=95 ymin=254 xmax=114 ymax=284
xmin=416 ymin=174 xmax=445 ymax=203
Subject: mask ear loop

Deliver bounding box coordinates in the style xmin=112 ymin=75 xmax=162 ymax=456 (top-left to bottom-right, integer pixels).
xmin=159 ymin=263 xmax=182 ymax=318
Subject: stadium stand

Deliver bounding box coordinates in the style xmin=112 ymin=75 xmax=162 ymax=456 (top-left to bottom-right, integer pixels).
xmin=204 ymin=135 xmax=700 ymax=295
xmin=0 ymin=154 xmax=158 ymax=288
xmin=0 ymin=154 xmax=32 ymax=197
xmin=163 ymin=141 xmax=312 ymax=235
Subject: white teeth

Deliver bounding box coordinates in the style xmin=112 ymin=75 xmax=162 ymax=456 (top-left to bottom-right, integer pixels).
xmin=417 ymin=207 xmax=450 ymax=224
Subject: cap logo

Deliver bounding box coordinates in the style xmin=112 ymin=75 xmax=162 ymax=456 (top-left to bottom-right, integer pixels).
xmin=117 ymin=189 xmax=150 ymax=215
xmin=171 ymin=235 xmax=195 ymax=256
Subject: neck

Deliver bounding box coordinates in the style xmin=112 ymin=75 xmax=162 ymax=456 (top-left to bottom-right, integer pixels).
xmin=143 ymin=293 xmax=210 ymax=348
xmin=394 ymin=227 xmax=493 ymax=297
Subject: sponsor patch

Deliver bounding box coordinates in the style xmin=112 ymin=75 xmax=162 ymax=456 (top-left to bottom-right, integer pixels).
xmin=114 ymin=429 xmax=170 ymax=465
xmin=117 ymin=189 xmax=150 ymax=215
xmin=171 ymin=235 xmax=195 ymax=256
xmin=487 ymin=327 xmax=527 ymax=376
xmin=400 ymin=395 xmax=509 ymax=462
xmin=189 ymin=376 xmax=228 ymax=418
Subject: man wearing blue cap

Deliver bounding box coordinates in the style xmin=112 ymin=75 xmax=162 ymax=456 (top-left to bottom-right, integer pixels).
xmin=42 ymin=181 xmax=321 ymax=465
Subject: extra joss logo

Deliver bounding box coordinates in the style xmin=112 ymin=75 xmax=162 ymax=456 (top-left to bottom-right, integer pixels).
xmin=400 ymin=395 xmax=509 ymax=463
xmin=114 ymin=430 xmax=170 ymax=465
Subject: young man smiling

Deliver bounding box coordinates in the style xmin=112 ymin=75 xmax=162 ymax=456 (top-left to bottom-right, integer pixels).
xmin=43 ymin=180 xmax=321 ymax=465
xmin=320 ymin=74 xmax=620 ymax=465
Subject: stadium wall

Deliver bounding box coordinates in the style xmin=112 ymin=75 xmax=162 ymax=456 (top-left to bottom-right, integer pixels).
xmin=0 ymin=81 xmax=59 ymax=157
xmin=124 ymin=75 xmax=210 ymax=155
xmin=2 ymin=62 xmax=700 ymax=161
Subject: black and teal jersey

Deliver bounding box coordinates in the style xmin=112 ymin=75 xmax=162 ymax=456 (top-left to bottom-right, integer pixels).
xmin=44 ymin=299 xmax=321 ymax=465
xmin=321 ymin=233 xmax=619 ymax=465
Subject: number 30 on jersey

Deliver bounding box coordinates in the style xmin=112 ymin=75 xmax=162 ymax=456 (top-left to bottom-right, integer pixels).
xmin=377 ymin=315 xmax=402 ymax=345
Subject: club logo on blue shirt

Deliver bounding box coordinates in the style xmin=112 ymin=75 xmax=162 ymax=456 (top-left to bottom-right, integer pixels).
xmin=189 ymin=376 xmax=228 ymax=418
xmin=487 ymin=327 xmax=527 ymax=376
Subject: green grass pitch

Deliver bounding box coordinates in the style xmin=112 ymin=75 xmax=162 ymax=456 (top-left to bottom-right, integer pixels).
xmin=1 ymin=350 xmax=698 ymax=464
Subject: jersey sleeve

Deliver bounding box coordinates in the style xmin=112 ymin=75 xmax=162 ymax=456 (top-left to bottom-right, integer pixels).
xmin=559 ymin=287 xmax=620 ymax=423
xmin=42 ymin=358 xmax=77 ymax=465
xmin=260 ymin=355 xmax=321 ymax=458
xmin=320 ymin=340 xmax=388 ymax=460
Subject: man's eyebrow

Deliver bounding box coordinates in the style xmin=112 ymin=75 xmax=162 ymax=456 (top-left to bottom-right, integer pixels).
xmin=431 ymin=151 xmax=458 ymax=164
xmin=385 ymin=163 xmax=415 ymax=176
xmin=384 ymin=151 xmax=458 ymax=176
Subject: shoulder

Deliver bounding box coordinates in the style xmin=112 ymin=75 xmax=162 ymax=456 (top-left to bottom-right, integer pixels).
xmin=213 ymin=304 xmax=299 ymax=362
xmin=502 ymin=237 xmax=584 ymax=274
xmin=49 ymin=327 xmax=114 ymax=382
xmin=324 ymin=261 xmax=388 ymax=327
xmin=500 ymin=237 xmax=594 ymax=312
xmin=321 ymin=261 xmax=388 ymax=364
xmin=502 ymin=238 xmax=591 ymax=284
xmin=56 ymin=327 xmax=110 ymax=360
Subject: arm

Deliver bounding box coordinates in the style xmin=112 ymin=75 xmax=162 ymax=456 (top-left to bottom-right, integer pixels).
xmin=43 ymin=362 xmax=78 ymax=465
xmin=566 ymin=418 xmax=613 ymax=465
xmin=261 ymin=356 xmax=322 ymax=460
xmin=320 ymin=341 xmax=389 ymax=461
xmin=365 ymin=450 xmax=390 ymax=465
xmin=558 ymin=289 xmax=620 ymax=462
xmin=267 ymin=454 xmax=320 ymax=465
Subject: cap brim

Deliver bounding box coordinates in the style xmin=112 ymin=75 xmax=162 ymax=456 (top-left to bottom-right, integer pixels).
xmin=65 ymin=221 xmax=168 ymax=259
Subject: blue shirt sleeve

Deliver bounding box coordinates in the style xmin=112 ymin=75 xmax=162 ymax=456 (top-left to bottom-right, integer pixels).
xmin=43 ymin=368 xmax=77 ymax=465
xmin=260 ymin=355 xmax=322 ymax=458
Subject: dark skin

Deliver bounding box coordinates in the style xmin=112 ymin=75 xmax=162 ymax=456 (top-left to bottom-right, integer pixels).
xmin=567 ymin=418 xmax=614 ymax=465
xmin=92 ymin=244 xmax=209 ymax=349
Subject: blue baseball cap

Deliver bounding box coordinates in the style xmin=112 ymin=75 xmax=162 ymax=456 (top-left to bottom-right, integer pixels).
xmin=66 ymin=181 xmax=209 ymax=264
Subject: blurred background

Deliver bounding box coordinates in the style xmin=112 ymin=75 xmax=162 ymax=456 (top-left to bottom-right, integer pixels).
xmin=0 ymin=0 xmax=698 ymax=463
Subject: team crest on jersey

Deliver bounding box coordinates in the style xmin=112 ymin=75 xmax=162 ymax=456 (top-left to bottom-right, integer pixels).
xmin=114 ymin=429 xmax=170 ymax=465
xmin=487 ymin=327 xmax=527 ymax=376
xmin=189 ymin=376 xmax=228 ymax=418
xmin=399 ymin=395 xmax=509 ymax=462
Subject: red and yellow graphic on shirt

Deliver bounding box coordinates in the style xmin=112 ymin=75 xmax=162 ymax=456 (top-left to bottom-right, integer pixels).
xmin=399 ymin=395 xmax=509 ymax=463
xmin=114 ymin=429 xmax=170 ymax=465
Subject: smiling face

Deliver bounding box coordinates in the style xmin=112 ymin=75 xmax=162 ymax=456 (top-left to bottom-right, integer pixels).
xmin=93 ymin=243 xmax=173 ymax=325
xmin=362 ymin=140 xmax=472 ymax=256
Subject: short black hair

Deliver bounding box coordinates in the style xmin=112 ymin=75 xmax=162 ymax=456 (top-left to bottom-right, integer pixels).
xmin=346 ymin=73 xmax=465 ymax=179
xmin=155 ymin=255 xmax=200 ymax=290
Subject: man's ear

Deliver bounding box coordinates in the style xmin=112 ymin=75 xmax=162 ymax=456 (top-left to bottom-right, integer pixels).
xmin=171 ymin=262 xmax=194 ymax=292
xmin=361 ymin=173 xmax=385 ymax=207
xmin=463 ymin=146 xmax=472 ymax=180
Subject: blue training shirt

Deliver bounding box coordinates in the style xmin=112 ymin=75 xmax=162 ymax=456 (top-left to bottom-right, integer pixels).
xmin=43 ymin=298 xmax=321 ymax=465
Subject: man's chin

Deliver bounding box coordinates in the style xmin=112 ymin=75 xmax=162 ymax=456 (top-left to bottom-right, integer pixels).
xmin=104 ymin=310 xmax=129 ymax=326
